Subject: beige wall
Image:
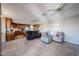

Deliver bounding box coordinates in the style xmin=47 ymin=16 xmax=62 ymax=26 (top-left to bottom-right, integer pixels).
xmin=62 ymin=16 xmax=79 ymax=45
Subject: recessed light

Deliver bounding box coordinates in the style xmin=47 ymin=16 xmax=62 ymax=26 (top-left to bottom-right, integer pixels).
xmin=57 ymin=24 xmax=60 ymax=26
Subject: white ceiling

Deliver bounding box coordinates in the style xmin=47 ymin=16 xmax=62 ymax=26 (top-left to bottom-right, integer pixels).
xmin=2 ymin=3 xmax=79 ymax=24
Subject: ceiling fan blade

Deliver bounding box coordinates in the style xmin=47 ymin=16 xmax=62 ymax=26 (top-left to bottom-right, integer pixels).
xmin=47 ymin=3 xmax=65 ymax=12
xmin=43 ymin=4 xmax=65 ymax=16
xmin=57 ymin=4 xmax=65 ymax=15
xmin=57 ymin=3 xmax=65 ymax=10
xmin=47 ymin=9 xmax=57 ymax=11
xmin=58 ymin=3 xmax=65 ymax=11
xmin=50 ymin=4 xmax=65 ymax=16
xmin=50 ymin=11 xmax=57 ymax=16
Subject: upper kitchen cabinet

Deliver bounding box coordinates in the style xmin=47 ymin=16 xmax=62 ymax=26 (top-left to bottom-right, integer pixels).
xmin=5 ymin=18 xmax=12 ymax=29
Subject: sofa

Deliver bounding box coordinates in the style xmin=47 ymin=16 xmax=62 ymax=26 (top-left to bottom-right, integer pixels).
xmin=26 ymin=31 xmax=41 ymax=40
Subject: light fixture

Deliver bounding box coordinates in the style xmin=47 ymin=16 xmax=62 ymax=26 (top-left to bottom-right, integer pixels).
xmin=25 ymin=27 xmax=28 ymax=30
xmin=39 ymin=27 xmax=40 ymax=30
xmin=52 ymin=24 xmax=55 ymax=26
xmin=25 ymin=27 xmax=29 ymax=30
xmin=56 ymin=24 xmax=60 ymax=26
xmin=52 ymin=24 xmax=60 ymax=26
xmin=42 ymin=13 xmax=46 ymax=15
xmin=0 ymin=15 xmax=4 ymax=18
xmin=30 ymin=25 xmax=33 ymax=28
xmin=30 ymin=25 xmax=33 ymax=30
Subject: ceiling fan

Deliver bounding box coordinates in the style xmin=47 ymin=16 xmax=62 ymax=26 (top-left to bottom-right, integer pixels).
xmin=42 ymin=3 xmax=65 ymax=16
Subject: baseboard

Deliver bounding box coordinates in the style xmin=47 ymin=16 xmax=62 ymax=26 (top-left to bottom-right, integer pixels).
xmin=64 ymin=40 xmax=79 ymax=45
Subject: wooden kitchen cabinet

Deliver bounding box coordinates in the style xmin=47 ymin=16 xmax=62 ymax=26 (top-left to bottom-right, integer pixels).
xmin=6 ymin=32 xmax=15 ymax=41
xmin=5 ymin=18 xmax=12 ymax=29
xmin=5 ymin=18 xmax=15 ymax=41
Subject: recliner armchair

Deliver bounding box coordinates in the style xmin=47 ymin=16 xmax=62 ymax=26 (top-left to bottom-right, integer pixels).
xmin=41 ymin=32 xmax=52 ymax=43
xmin=53 ymin=32 xmax=64 ymax=43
